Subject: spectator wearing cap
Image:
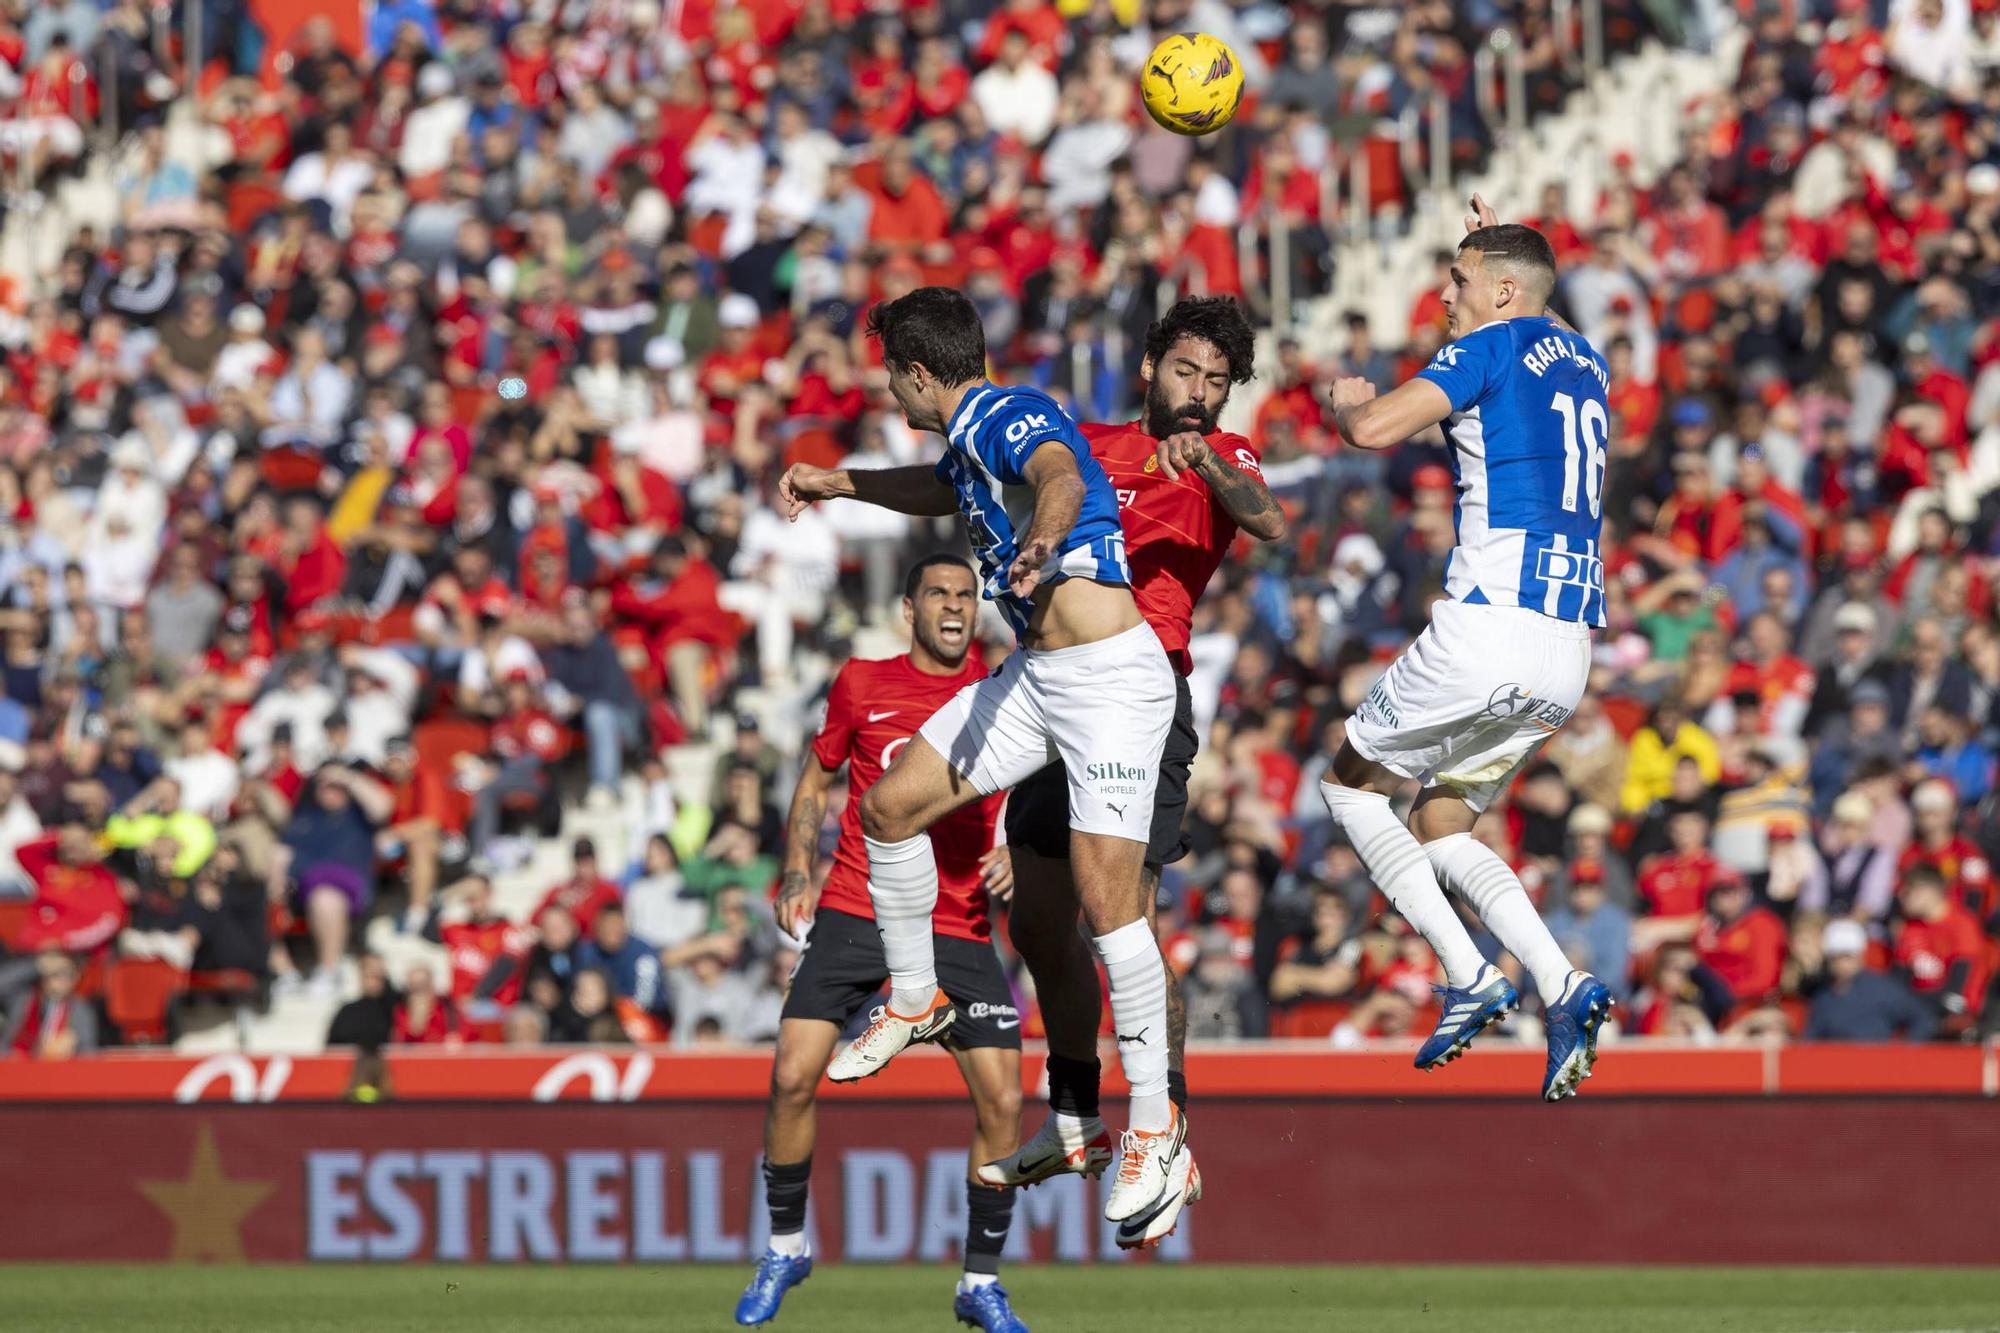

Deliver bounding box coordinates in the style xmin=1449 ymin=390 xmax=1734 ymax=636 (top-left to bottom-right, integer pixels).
xmin=272 ymin=762 xmax=396 ymax=996
xmin=1808 ymin=679 xmax=1901 ymax=812
xmin=1543 ymin=855 xmax=1635 ymax=1002
xmin=1811 ymin=793 xmax=1894 ymax=923
xmin=534 ymin=838 xmax=622 ymax=935
xmin=1805 ymin=918 xmax=1936 ymax=1041
xmin=1803 ymin=603 xmax=1891 ymax=738
xmin=1694 ymin=872 xmax=1787 ymax=1008
xmin=1549 ymin=803 xmax=1638 ymax=912
xmin=1897 ymin=779 xmax=1993 ymax=919
xmin=1892 ymin=864 xmax=1989 ymax=1028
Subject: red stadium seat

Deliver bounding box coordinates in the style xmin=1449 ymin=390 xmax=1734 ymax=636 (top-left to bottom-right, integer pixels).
xmin=107 ymin=959 xmax=189 ymax=1045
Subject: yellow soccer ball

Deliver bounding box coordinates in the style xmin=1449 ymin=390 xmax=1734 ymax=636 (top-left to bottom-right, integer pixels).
xmin=1140 ymin=32 xmax=1246 ymax=136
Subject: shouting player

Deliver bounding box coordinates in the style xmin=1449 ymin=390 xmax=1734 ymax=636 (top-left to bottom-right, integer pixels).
xmin=1321 ymin=207 xmax=1614 ymax=1100
xmin=735 ymin=554 xmax=1029 ymax=1333
xmin=777 ymin=287 xmax=1185 ymax=1229
xmin=979 ymin=297 xmax=1284 ymax=1247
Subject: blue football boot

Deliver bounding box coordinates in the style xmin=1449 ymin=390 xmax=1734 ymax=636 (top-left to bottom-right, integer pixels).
xmin=954 ymin=1282 xmax=1030 ymax=1332
xmin=734 ymin=1250 xmax=812 ymax=1325
xmin=1415 ymin=963 xmax=1519 ymax=1069
xmin=1542 ymin=970 xmax=1613 ymax=1101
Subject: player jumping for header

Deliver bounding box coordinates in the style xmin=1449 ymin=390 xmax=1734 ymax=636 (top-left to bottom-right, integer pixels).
xmin=979 ymin=296 xmax=1284 ymax=1249
xmin=777 ymin=288 xmax=1185 ymax=1226
xmin=736 ymin=555 xmax=1028 ymax=1332
xmin=1321 ymin=199 xmax=1614 ymax=1101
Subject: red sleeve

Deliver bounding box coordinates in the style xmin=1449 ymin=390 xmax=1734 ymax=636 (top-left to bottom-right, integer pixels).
xmin=15 ymin=835 xmax=58 ymax=885
xmin=811 ymin=667 xmax=855 ymax=772
xmin=1744 ymin=913 xmax=1787 ymax=998
xmin=1213 ymin=431 xmax=1263 ymax=475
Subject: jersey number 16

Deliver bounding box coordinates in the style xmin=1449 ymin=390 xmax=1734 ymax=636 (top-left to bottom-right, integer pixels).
xmin=1550 ymin=392 xmax=1608 ymax=519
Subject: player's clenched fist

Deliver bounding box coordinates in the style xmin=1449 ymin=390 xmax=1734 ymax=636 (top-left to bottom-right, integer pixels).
xmin=1328 ymin=377 xmax=1377 ymax=411
xmin=1154 ymin=430 xmax=1212 ymax=481
xmin=777 ymin=463 xmax=835 ymax=520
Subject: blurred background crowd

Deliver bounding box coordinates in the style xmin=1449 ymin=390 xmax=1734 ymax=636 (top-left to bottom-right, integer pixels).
xmin=0 ymin=0 xmax=1997 ymax=1060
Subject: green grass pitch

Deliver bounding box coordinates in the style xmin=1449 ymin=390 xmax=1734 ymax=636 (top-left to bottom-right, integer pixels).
xmin=7 ymin=1264 xmax=1999 ymax=1331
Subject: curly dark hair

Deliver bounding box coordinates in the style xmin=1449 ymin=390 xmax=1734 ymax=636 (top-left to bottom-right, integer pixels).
xmin=1142 ymin=296 xmax=1256 ymax=385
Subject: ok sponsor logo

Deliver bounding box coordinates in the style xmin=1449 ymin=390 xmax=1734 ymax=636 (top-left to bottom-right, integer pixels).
xmin=1004 ymin=412 xmax=1054 ymax=443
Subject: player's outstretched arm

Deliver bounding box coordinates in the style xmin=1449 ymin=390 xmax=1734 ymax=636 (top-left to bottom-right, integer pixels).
xmin=1008 ymin=443 xmax=1085 ymax=598
xmin=1157 ymin=431 xmax=1286 ymax=541
xmin=777 ymin=463 xmax=958 ymax=520
xmin=1330 ymin=376 xmax=1454 ymax=451
xmin=776 ymin=752 xmax=840 ymax=936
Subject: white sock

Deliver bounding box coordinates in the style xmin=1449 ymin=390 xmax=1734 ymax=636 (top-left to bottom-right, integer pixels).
xmin=866 ymin=833 xmax=939 ymax=1013
xmin=959 ymin=1272 xmax=998 ymax=1291
xmin=1092 ymin=918 xmax=1172 ymax=1131
xmin=1052 ymin=1110 xmax=1100 ymax=1133
xmin=1320 ymin=781 xmax=1486 ymax=988
xmin=1425 ymin=832 xmax=1575 ymax=1007
xmin=768 ymin=1230 xmax=807 ymax=1258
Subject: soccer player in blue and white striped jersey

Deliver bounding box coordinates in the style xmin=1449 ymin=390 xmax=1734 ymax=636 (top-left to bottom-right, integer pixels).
xmin=1320 ymin=203 xmax=1614 ymax=1101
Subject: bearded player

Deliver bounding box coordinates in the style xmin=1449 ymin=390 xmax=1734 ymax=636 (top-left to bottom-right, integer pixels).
xmin=735 ymin=555 xmax=1029 ymax=1332
xmin=975 ymin=297 xmax=1283 ymax=1247
xmin=778 ymin=287 xmax=1185 ymax=1231
xmin=1321 ymin=203 xmax=1613 ymax=1101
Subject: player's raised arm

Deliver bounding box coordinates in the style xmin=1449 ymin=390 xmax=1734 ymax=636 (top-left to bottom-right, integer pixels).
xmin=1156 ymin=431 xmax=1286 ymax=541
xmin=1329 ymin=375 xmax=1455 ymax=451
xmin=1007 ymin=443 xmax=1085 ymax=598
xmin=777 ymin=462 xmax=959 ymax=520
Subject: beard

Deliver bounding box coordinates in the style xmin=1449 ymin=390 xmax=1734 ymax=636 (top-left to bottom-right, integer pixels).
xmin=1144 ymin=382 xmax=1220 ymax=439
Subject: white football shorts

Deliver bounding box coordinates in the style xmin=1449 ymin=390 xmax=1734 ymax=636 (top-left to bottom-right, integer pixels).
xmin=919 ymin=621 xmax=1174 ymax=843
xmin=1345 ymin=599 xmax=1593 ymax=812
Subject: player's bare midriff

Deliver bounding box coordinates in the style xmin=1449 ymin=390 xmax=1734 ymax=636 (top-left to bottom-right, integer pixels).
xmin=1018 ymin=575 xmax=1143 ymax=652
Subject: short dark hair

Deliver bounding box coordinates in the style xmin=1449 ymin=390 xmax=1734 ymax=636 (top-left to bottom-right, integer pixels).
xmin=904 ymin=552 xmax=975 ymax=601
xmin=1143 ymin=296 xmax=1255 ymax=385
xmin=1460 ymin=223 xmax=1559 ymax=301
xmin=864 ymin=287 xmax=988 ymax=386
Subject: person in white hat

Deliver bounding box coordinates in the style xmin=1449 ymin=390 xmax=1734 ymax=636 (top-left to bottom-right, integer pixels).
xmin=1804 ymin=918 xmax=1935 ymax=1040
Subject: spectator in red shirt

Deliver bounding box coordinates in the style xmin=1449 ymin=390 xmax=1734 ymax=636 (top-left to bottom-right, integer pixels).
xmin=610 ymin=535 xmax=737 ymax=734
xmin=8 ymin=827 xmax=127 ymax=966
xmin=467 ymin=670 xmax=571 ymax=864
xmin=1898 ymin=778 xmax=1994 ymax=923
xmin=1892 ymin=865 xmax=1989 ymax=1027
xmin=1636 ymin=809 xmax=1731 ymax=950
xmin=390 ymin=961 xmax=464 ymax=1046
xmin=425 ymin=874 xmax=533 ymax=1018
xmin=535 ymin=837 xmax=623 ymax=933
xmin=1694 ymin=875 xmax=1787 ymax=1006
xmin=1721 ymin=611 xmax=1816 ymax=737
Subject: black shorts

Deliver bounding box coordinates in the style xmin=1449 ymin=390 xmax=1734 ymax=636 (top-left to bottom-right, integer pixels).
xmin=781 ymin=908 xmax=1021 ymax=1049
xmin=1004 ymin=671 xmax=1196 ymax=867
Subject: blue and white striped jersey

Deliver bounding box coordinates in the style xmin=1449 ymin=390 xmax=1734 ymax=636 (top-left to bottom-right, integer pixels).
xmin=1415 ymin=315 xmax=1610 ymax=627
xmin=932 ymin=382 xmax=1131 ymax=638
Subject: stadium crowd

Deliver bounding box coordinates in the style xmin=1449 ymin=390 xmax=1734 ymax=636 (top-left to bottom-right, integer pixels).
xmin=1 ymin=0 xmax=1999 ymax=1059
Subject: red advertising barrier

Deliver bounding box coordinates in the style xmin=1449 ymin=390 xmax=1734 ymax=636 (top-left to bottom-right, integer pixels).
xmin=4 ymin=1099 xmax=1997 ymax=1266
xmin=1 ymin=1043 xmax=1994 ymax=1103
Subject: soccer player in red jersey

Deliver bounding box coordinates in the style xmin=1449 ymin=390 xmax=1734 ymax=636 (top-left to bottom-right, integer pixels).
xmin=736 ymin=555 xmax=1029 ymax=1332
xmin=979 ymin=297 xmax=1285 ymax=1249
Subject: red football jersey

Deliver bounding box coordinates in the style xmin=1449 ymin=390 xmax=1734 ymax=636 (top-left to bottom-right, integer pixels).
xmin=1084 ymin=421 xmax=1261 ymax=675
xmin=812 ymin=654 xmax=1001 ymax=941
xmin=440 ymin=917 xmax=533 ymax=1006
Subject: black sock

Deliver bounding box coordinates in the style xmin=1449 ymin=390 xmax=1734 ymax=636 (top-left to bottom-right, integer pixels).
xmin=964 ymin=1180 xmax=1015 ymax=1276
xmin=1167 ymin=1068 xmax=1188 ymax=1115
xmin=1046 ymin=1054 xmax=1101 ymax=1119
xmin=764 ymin=1156 xmax=812 ymax=1238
